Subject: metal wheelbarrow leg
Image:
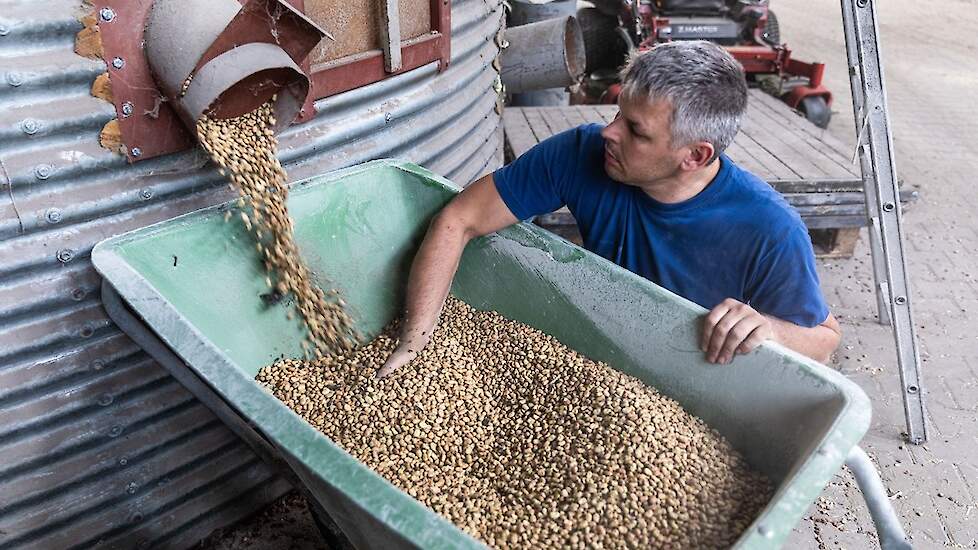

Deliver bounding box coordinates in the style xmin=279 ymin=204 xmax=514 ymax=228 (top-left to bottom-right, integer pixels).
xmin=846 ymin=446 xmax=911 ymax=549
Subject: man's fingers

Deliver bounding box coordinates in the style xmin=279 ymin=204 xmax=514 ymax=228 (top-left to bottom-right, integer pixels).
xmin=375 ymin=349 xmax=416 ymax=379
xmin=701 ymin=300 xmax=735 ymax=352
xmin=706 ymin=307 xmax=749 ymax=362
xmin=736 ymin=327 xmax=768 ymax=355
xmin=717 ymin=317 xmax=763 ymax=364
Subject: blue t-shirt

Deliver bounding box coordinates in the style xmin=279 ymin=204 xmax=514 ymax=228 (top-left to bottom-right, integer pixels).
xmin=493 ymin=123 xmax=829 ymax=328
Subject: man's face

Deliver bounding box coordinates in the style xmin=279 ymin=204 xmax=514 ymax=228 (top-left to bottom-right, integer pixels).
xmin=600 ymin=95 xmax=687 ymax=186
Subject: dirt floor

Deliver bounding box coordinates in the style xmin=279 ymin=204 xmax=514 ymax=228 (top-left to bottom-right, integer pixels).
xmin=204 ymin=0 xmax=978 ymax=547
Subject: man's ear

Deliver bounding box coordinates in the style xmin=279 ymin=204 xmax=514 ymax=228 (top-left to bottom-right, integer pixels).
xmin=680 ymin=141 xmax=716 ymax=172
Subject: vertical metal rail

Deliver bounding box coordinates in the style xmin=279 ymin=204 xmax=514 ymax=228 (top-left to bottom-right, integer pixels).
xmin=380 ymin=0 xmax=403 ymax=73
xmin=840 ymin=0 xmax=928 ymax=444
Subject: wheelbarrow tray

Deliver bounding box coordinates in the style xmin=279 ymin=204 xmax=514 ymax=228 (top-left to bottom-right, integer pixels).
xmin=92 ymin=159 xmax=871 ymax=549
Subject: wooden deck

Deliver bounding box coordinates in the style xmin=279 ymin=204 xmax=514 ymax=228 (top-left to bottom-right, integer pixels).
xmin=503 ymin=89 xmax=876 ymax=232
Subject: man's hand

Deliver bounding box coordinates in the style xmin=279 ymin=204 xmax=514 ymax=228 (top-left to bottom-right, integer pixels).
xmin=376 ymin=345 xmax=420 ymax=378
xmin=701 ymin=298 xmax=774 ymax=364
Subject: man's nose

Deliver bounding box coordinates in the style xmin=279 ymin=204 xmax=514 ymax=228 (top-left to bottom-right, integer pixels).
xmin=601 ymin=119 xmax=619 ymax=143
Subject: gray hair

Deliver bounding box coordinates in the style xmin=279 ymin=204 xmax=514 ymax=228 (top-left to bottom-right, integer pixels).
xmin=620 ymin=41 xmax=748 ymax=159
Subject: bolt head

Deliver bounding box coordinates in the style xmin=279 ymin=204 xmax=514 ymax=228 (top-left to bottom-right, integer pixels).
xmin=45 ymin=207 xmax=63 ymax=224
xmin=100 ymin=7 xmax=116 ymax=22
xmin=34 ymin=164 xmax=53 ymax=180
xmin=121 ymin=102 xmax=134 ymax=117
xmin=130 ymin=147 xmax=142 ymax=157
xmin=0 ymin=24 xmax=9 ymax=36
xmin=6 ymin=72 xmax=23 ymax=86
xmin=139 ymin=188 xmax=153 ymax=200
xmin=21 ymin=119 xmax=39 ymax=135
xmin=112 ymin=57 xmax=125 ymax=69
xmin=56 ymin=248 xmax=74 ymax=263
xmin=384 ymin=112 xmax=393 ymax=122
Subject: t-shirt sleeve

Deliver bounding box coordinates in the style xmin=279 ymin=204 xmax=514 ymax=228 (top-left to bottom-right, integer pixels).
xmin=746 ymin=226 xmax=831 ymax=328
xmin=492 ymin=127 xmax=583 ymax=221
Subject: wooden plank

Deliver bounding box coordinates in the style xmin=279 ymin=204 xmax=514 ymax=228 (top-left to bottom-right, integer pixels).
xmin=739 ymin=113 xmax=831 ymax=179
xmin=749 ymin=96 xmax=861 ymax=179
xmin=748 ymin=90 xmax=853 ymax=158
xmin=745 ymin=102 xmax=856 ymax=180
xmin=538 ymin=107 xmax=575 ymax=135
xmin=563 ymin=106 xmax=592 ymax=127
xmin=772 ymin=180 xmax=863 ymax=193
xmin=523 ymin=108 xmax=556 ymax=142
xmin=725 ymin=140 xmax=775 ymax=181
xmin=503 ymin=109 xmax=538 ymax=159
xmin=783 ymin=192 xmax=866 ymax=206
xmin=732 ymin=128 xmax=801 ymax=180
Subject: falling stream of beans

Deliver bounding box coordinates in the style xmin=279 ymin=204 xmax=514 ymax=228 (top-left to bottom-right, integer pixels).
xmin=197 ymin=101 xmax=356 ymax=357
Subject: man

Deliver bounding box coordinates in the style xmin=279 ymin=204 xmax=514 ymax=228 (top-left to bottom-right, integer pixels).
xmin=377 ymin=40 xmax=840 ymax=378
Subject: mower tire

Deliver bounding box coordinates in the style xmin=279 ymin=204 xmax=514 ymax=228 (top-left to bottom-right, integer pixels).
xmin=578 ymin=7 xmax=626 ymax=73
xmin=763 ymin=10 xmax=781 ymax=45
xmin=799 ymin=95 xmax=831 ymax=129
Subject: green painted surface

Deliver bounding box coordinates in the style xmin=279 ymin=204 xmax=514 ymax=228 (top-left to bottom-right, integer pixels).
xmin=94 ymin=159 xmax=872 ymax=549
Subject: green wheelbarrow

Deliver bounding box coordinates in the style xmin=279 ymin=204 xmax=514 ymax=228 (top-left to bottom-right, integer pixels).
xmin=92 ymin=159 xmax=910 ymax=549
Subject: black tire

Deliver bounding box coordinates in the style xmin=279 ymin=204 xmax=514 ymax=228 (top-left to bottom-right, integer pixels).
xmin=577 ymin=7 xmax=627 ymax=73
xmin=799 ymin=95 xmax=831 ymax=129
xmin=591 ymin=0 xmax=624 ymax=16
xmin=762 ymin=10 xmax=781 ymax=45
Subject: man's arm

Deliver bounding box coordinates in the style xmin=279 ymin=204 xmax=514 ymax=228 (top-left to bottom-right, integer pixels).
xmin=702 ymin=298 xmax=842 ymax=365
xmin=376 ymin=173 xmax=518 ymax=378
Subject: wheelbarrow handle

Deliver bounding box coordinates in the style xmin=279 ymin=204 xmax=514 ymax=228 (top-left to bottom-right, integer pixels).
xmin=845 ymin=446 xmax=911 ymax=550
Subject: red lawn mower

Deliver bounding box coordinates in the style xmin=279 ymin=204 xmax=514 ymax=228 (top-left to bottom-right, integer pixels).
xmin=575 ymin=0 xmax=833 ymax=128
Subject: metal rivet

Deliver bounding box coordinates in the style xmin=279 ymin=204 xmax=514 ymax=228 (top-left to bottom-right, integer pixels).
xmin=92 ymin=359 xmax=106 ymax=371
xmin=895 ymin=295 xmax=907 ymax=305
xmin=0 ymin=24 xmax=9 ymax=36
xmin=97 ymin=393 xmax=113 ymax=406
xmin=6 ymin=72 xmax=22 ymax=86
xmin=127 ymin=482 xmax=138 ymax=495
xmin=882 ymin=202 xmax=895 ymax=212
xmin=56 ymin=248 xmax=74 ymax=263
xmin=757 ymin=524 xmax=773 ymax=538
xmin=384 ymin=112 xmax=392 ymax=123
xmin=112 ymin=57 xmax=125 ymax=69
xmin=119 ymin=456 xmax=129 ymax=466
xmin=856 ymin=0 xmax=868 ymax=6
xmin=130 ymin=512 xmax=144 ymax=524
xmin=121 ymin=101 xmax=134 ymax=117
xmin=34 ymin=164 xmax=53 ymax=180
xmin=21 ymin=119 xmax=40 ymax=135
xmin=79 ymin=324 xmax=95 ymax=338
xmin=139 ymin=188 xmax=153 ymax=200
xmin=45 ymin=207 xmax=62 ymax=224
xmin=130 ymin=147 xmax=142 ymax=157
xmin=100 ymin=7 xmax=116 ymax=22
xmin=907 ymin=384 xmax=919 ymax=394
xmin=71 ymin=288 xmax=86 ymax=301
xmin=109 ymin=425 xmax=124 ymax=437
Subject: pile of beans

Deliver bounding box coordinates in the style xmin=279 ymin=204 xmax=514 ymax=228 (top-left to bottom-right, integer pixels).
xmin=257 ymin=296 xmax=772 ymax=549
xmin=196 ymin=102 xmax=355 ymax=356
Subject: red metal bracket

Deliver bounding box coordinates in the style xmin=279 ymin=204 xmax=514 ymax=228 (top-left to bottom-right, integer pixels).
xmin=94 ymin=0 xmax=195 ymax=162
